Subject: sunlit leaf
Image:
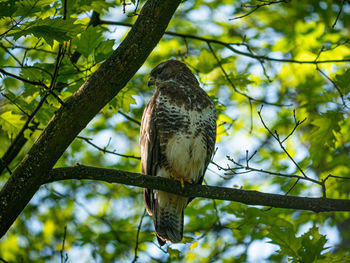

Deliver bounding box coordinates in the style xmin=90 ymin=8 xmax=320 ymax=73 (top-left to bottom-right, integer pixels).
xmin=190 ymin=240 xmax=198 ymax=250
xmin=298 ymin=226 xmax=327 ymax=262
xmin=0 ymin=111 xmax=25 ymax=138
xmin=335 ymin=68 xmax=350 ymax=94
xmin=9 ymin=18 xmax=84 ymax=46
xmin=75 ymin=26 xmax=103 ymax=58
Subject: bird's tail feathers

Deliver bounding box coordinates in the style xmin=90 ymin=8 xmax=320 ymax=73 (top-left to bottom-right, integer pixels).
xmin=154 ymin=194 xmax=186 ymax=245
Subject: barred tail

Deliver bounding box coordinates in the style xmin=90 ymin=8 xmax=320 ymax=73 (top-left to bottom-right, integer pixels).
xmin=153 ymin=193 xmax=187 ymax=245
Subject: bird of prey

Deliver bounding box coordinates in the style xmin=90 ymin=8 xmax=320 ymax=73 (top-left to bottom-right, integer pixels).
xmin=140 ymin=59 xmax=217 ymax=245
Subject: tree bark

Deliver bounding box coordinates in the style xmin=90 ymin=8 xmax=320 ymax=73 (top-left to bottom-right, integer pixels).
xmin=46 ymin=165 xmax=350 ymax=213
xmin=0 ymin=0 xmax=182 ymax=238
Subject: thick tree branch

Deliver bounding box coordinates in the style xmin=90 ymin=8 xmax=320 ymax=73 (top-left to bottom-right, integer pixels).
xmin=0 ymin=0 xmax=182 ymax=238
xmin=45 ymin=165 xmax=350 ymax=213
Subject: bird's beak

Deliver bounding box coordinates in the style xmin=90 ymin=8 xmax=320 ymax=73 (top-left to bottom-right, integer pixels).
xmin=148 ymin=77 xmax=155 ymax=87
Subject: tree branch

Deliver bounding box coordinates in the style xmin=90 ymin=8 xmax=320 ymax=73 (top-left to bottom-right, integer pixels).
xmin=45 ymin=165 xmax=350 ymax=213
xmin=0 ymin=41 xmax=66 ymax=176
xmin=78 ymin=135 xmax=141 ymax=160
xmin=230 ymin=0 xmax=290 ymax=21
xmin=0 ymin=0 xmax=182 ymax=238
xmin=332 ymin=0 xmax=346 ymax=28
xmin=0 ymin=68 xmax=47 ymax=87
xmin=98 ymin=20 xmax=350 ymax=64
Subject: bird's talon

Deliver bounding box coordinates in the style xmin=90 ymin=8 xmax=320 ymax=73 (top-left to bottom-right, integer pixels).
xmin=180 ymin=178 xmax=185 ymax=188
xmin=184 ymin=178 xmax=193 ymax=184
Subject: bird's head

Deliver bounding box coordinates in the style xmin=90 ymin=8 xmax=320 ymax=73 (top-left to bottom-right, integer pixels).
xmin=148 ymin=59 xmax=194 ymax=87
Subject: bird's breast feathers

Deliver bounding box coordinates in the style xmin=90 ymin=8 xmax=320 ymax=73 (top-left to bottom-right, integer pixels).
xmin=156 ymin=93 xmax=215 ymax=183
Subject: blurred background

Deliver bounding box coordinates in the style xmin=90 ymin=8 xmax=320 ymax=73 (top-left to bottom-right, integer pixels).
xmin=0 ymin=0 xmax=350 ymax=262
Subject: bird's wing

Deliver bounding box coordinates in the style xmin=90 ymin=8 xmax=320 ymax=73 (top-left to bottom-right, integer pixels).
xmin=140 ymin=92 xmax=160 ymax=216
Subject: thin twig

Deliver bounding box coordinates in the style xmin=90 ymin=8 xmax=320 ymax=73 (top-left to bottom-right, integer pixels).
xmin=229 ymin=0 xmax=291 ymax=20
xmin=47 ymin=43 xmax=66 ymax=105
xmin=50 ymin=187 xmax=122 ymax=241
xmin=63 ymin=0 xmax=68 ymax=19
xmin=0 ymin=43 xmax=66 ymax=174
xmin=60 ymin=226 xmax=68 ymax=263
xmin=0 ymin=68 xmax=47 ymax=87
xmin=212 ymin=199 xmax=222 ymax=226
xmin=134 ymin=0 xmax=141 ymax=14
xmin=281 ymin=109 xmax=307 ymax=143
xmin=132 ymin=209 xmax=147 ymax=263
xmin=128 ymin=0 xmax=140 ymax=16
xmin=0 ymin=44 xmax=23 ymax=66
xmin=118 ymin=111 xmax=141 ymax=126
xmin=1 ymin=93 xmax=30 ymax=117
xmin=231 ymin=6 xmax=260 ymax=20
xmin=223 ymin=156 xmax=320 ymax=185
xmin=2 ymin=65 xmax=53 ymax=78
xmin=97 ymin=20 xmax=350 ymax=65
xmin=249 ymin=98 xmax=253 ymax=133
xmin=0 ymin=0 xmax=47 ymax=40
xmin=78 ymin=136 xmax=141 ymax=160
xmin=332 ymin=0 xmax=346 ymax=28
xmin=285 ymin=178 xmax=300 ymax=195
xmin=262 ymin=176 xmax=301 ymax=211
xmin=2 ymin=44 xmax=57 ymax=54
xmin=204 ymin=178 xmax=222 ymax=226
xmin=317 ymin=67 xmax=348 ymax=109
xmin=122 ymin=0 xmax=131 ymax=13
xmin=230 ymin=0 xmax=290 ymax=20
xmin=258 ymin=105 xmax=309 ymax=179
xmin=207 ymin=42 xmax=286 ymax=107
xmin=324 ymin=174 xmax=350 ymax=181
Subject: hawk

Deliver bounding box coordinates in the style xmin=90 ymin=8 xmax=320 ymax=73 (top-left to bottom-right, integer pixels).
xmin=140 ymin=59 xmax=217 ymax=245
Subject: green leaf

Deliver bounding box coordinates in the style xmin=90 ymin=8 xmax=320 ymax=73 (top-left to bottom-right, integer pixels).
xmin=182 ymin=235 xmax=194 ymax=243
xmin=69 ymin=0 xmax=113 ymax=13
xmin=267 ymin=224 xmax=301 ymax=259
xmin=190 ymin=240 xmax=198 ymax=250
xmin=0 ymin=0 xmax=17 ymax=18
xmin=108 ymin=87 xmax=137 ymax=113
xmin=228 ymin=72 xmax=253 ymax=91
xmin=0 ymin=111 xmax=25 ymax=138
xmin=3 ymin=90 xmax=36 ymax=114
xmin=20 ymin=67 xmax=46 ymax=82
xmin=0 ymin=0 xmax=53 ymax=18
xmin=309 ymin=111 xmax=343 ymax=148
xmin=9 ymin=18 xmax=84 ymax=46
xmin=298 ymin=226 xmax=327 ymax=262
xmin=335 ymin=68 xmax=350 ymax=94
xmin=167 ymin=247 xmax=181 ymax=259
xmin=9 ymin=0 xmax=54 ymax=17
xmin=196 ymin=50 xmax=216 ymax=74
xmin=95 ymin=39 xmax=114 ymax=62
xmin=317 ymin=252 xmax=350 ymax=263
xmin=75 ymin=26 xmax=103 ymax=58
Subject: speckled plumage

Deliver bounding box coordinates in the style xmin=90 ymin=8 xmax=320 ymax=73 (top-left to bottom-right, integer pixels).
xmin=140 ymin=60 xmax=216 ymax=245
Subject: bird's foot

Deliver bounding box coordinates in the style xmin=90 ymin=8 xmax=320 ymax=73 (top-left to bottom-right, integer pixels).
xmin=183 ymin=178 xmax=193 ymax=184
xmin=171 ymin=174 xmax=193 ymax=188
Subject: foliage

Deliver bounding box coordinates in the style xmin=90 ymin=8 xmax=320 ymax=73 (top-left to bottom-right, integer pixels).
xmin=0 ymin=0 xmax=350 ymax=262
